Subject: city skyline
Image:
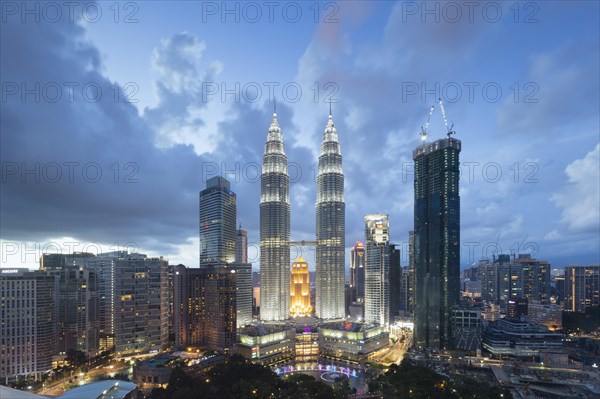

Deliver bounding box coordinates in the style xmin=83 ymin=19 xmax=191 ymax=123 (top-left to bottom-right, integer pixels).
xmin=1 ymin=2 xmax=598 ymax=272
xmin=1 ymin=2 xmax=599 ymax=396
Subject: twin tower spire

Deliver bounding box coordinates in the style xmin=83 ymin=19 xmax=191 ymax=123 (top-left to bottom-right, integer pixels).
xmin=260 ymin=106 xmax=345 ymax=321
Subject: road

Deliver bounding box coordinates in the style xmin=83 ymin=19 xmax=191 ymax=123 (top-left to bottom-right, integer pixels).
xmin=36 ymin=362 xmax=130 ymax=396
xmin=369 ymin=336 xmax=412 ymax=365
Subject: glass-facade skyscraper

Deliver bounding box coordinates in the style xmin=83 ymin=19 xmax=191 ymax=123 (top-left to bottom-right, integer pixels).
xmin=260 ymin=112 xmax=291 ymax=321
xmin=350 ymin=241 xmax=365 ymax=303
xmin=199 ymin=176 xmax=237 ymax=266
xmin=316 ymin=113 xmax=345 ymax=320
xmin=389 ymin=244 xmax=401 ymax=324
xmin=236 ymin=226 xmax=248 ymax=263
xmin=413 ymin=137 xmax=461 ymax=350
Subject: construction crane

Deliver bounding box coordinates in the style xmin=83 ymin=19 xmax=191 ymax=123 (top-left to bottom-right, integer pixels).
xmin=420 ymin=105 xmax=435 ymax=142
xmin=438 ymin=98 xmax=456 ymax=138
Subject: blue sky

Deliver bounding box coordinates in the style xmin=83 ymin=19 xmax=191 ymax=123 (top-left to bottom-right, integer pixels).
xmin=1 ymin=1 xmax=599 ymax=271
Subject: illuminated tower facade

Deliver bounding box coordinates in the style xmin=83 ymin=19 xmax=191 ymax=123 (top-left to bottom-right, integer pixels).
xmin=316 ymin=113 xmax=345 ymax=320
xmin=290 ymin=257 xmax=312 ymax=317
xmin=260 ymin=112 xmax=291 ymax=321
xmin=364 ymin=214 xmax=390 ymax=327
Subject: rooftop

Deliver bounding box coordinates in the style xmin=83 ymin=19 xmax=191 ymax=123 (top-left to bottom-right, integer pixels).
xmin=0 ymin=381 xmax=137 ymax=399
xmin=59 ymin=380 xmax=137 ymax=399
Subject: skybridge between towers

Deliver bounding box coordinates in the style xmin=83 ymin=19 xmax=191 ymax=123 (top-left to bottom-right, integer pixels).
xmin=290 ymin=240 xmax=317 ymax=247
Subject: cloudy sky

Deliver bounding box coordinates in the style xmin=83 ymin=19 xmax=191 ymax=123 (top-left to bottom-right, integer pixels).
xmin=1 ymin=1 xmax=598 ymax=271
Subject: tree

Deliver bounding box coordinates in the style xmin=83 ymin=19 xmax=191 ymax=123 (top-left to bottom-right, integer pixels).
xmin=66 ymin=350 xmax=87 ymax=367
xmin=146 ymin=357 xmax=349 ymax=399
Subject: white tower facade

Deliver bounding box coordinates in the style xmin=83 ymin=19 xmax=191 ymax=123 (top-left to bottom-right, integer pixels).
xmin=315 ymin=113 xmax=346 ymax=319
xmin=259 ymin=113 xmax=291 ymax=321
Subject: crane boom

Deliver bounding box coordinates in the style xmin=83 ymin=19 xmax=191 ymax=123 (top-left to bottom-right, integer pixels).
xmin=420 ymin=105 xmax=435 ymax=142
xmin=438 ymin=98 xmax=456 ymax=138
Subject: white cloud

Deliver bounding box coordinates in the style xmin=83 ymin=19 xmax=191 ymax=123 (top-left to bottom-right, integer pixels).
xmin=552 ymin=143 xmax=600 ymax=233
xmin=544 ymin=229 xmax=561 ymax=240
xmin=144 ymin=32 xmax=227 ymax=155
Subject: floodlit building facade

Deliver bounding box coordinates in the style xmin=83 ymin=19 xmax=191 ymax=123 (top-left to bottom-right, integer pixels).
xmin=260 ymin=112 xmax=291 ymax=321
xmin=315 ymin=113 xmax=345 ymax=320
xmin=290 ymin=257 xmax=312 ymax=317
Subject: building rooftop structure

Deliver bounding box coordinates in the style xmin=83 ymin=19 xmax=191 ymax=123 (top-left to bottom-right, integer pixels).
xmin=0 ymin=385 xmax=48 ymax=399
xmin=483 ymin=318 xmax=562 ymax=358
xmin=59 ymin=380 xmax=137 ymax=399
xmin=0 ymin=380 xmax=137 ymax=399
xmin=320 ymin=321 xmax=378 ymax=333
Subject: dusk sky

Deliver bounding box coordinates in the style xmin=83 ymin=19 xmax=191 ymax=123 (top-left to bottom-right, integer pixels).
xmin=1 ymin=1 xmax=599 ymax=271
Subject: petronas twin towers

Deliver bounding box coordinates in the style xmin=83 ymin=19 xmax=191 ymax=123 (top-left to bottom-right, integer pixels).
xmin=260 ymin=111 xmax=345 ymax=321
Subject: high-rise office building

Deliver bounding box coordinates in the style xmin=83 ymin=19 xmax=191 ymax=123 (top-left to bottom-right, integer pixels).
xmin=413 ymin=137 xmax=461 ymax=350
xmin=514 ymin=255 xmax=551 ymax=304
xmin=40 ymin=253 xmax=100 ymax=357
xmin=233 ymin=263 xmax=253 ymax=328
xmin=114 ymin=254 xmax=169 ymax=355
xmin=236 ymin=226 xmax=248 ymax=263
xmin=400 ymin=266 xmax=410 ymax=312
xmin=200 ymin=176 xmax=237 ymax=266
xmin=1 ymin=269 xmax=55 ymax=383
xmin=290 ymin=257 xmax=312 ymax=317
xmin=173 ymin=264 xmax=188 ymax=348
xmin=174 ymin=264 xmax=242 ymax=352
xmin=316 ymin=112 xmax=345 ymax=320
xmin=554 ymin=274 xmax=565 ymax=304
xmin=47 ymin=266 xmax=100 ymax=358
xmin=364 ymin=214 xmax=390 ymax=327
xmin=167 ymin=264 xmax=181 ymax=344
xmin=478 ymin=259 xmax=497 ymax=302
xmin=260 ymin=112 xmax=290 ymax=321
xmin=389 ymin=244 xmax=401 ymax=324
xmin=350 ymin=242 xmax=365 ymax=303
xmin=408 ymin=230 xmax=415 ymax=313
xmin=478 ymin=254 xmax=551 ymax=305
xmin=86 ymin=251 xmax=128 ymax=350
xmin=564 ymin=265 xmax=600 ymax=312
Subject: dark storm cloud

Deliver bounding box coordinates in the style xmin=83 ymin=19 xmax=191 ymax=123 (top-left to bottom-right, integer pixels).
xmin=0 ymin=18 xmax=206 ymax=253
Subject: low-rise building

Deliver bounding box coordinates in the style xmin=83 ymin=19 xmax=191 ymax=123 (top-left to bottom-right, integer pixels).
xmin=295 ymin=325 xmax=319 ymax=363
xmin=237 ymin=324 xmax=295 ymax=366
xmin=451 ymin=308 xmax=481 ymax=351
xmin=482 ymin=318 xmax=562 ymax=359
xmin=528 ymin=302 xmax=562 ymax=331
xmin=319 ymin=321 xmax=389 ymax=365
xmin=133 ymin=357 xmax=173 ymax=390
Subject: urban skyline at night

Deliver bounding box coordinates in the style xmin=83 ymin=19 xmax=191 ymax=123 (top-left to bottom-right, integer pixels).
xmin=1 ymin=2 xmax=599 ymax=272
xmin=1 ymin=1 xmax=599 ymax=398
